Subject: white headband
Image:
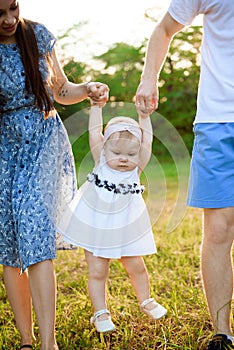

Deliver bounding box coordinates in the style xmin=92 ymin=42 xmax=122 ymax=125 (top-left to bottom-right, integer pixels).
xmin=104 ymin=122 xmax=142 ymax=143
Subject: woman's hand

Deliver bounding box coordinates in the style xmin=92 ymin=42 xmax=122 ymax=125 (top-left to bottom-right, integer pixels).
xmin=86 ymin=82 xmax=109 ymax=107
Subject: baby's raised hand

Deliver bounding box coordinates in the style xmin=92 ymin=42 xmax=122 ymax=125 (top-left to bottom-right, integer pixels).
xmin=87 ymin=82 xmax=109 ymax=107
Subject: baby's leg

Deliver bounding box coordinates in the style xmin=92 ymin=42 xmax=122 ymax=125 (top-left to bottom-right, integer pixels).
xmin=120 ymin=256 xmax=150 ymax=303
xmin=84 ymin=250 xmax=110 ymax=318
xmin=121 ymin=256 xmax=167 ymax=319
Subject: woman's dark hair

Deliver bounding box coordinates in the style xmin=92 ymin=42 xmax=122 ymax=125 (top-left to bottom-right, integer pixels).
xmin=15 ymin=18 xmax=54 ymax=116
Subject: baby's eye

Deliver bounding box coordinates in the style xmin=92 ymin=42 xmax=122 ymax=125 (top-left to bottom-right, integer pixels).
xmin=113 ymin=151 xmax=120 ymax=155
xmin=128 ymin=153 xmax=136 ymax=156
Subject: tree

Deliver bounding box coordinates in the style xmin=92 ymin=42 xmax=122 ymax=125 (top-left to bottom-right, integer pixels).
xmin=90 ymin=42 xmax=145 ymax=102
xmin=56 ymin=23 xmax=202 ymax=156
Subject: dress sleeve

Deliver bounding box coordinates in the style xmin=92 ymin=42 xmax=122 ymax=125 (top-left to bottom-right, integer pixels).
xmin=33 ymin=23 xmax=57 ymax=55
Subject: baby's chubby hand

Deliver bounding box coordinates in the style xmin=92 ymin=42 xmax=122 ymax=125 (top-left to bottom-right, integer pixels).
xmin=86 ymin=82 xmax=109 ymax=107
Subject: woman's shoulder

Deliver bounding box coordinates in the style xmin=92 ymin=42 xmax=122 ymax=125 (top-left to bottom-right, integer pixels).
xmin=27 ymin=20 xmax=56 ymax=53
xmin=24 ymin=20 xmax=49 ymax=35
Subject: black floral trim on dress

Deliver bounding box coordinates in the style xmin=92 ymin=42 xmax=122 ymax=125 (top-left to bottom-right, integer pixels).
xmin=87 ymin=173 xmax=145 ymax=194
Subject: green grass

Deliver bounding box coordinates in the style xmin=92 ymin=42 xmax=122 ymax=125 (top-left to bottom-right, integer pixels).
xmin=0 ymin=161 xmax=229 ymax=349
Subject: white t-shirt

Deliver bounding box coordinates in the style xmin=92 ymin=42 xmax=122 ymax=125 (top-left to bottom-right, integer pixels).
xmin=168 ymin=0 xmax=234 ymax=123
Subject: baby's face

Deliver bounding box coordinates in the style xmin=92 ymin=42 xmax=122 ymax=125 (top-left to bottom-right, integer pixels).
xmin=104 ymin=136 xmax=140 ymax=172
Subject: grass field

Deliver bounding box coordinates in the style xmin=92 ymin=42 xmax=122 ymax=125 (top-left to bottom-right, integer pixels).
xmin=0 ymin=161 xmax=229 ymax=349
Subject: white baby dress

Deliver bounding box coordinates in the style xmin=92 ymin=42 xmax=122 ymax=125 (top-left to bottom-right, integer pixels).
xmin=57 ymin=154 xmax=156 ymax=258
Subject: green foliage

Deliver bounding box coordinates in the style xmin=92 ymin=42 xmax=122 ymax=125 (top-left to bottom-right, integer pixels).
xmin=56 ymin=25 xmax=202 ymax=155
xmin=90 ymin=42 xmax=145 ymax=103
xmin=63 ymin=60 xmax=88 ymax=83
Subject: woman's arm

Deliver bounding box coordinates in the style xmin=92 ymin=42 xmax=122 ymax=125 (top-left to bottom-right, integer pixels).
xmin=50 ymin=47 xmax=109 ymax=105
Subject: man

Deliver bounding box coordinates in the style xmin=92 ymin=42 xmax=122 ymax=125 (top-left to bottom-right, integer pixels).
xmin=135 ymin=1 xmax=234 ymax=349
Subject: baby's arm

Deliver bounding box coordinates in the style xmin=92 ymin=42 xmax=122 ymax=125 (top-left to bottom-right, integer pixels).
xmin=89 ymin=103 xmax=104 ymax=165
xmin=138 ymin=115 xmax=153 ymax=172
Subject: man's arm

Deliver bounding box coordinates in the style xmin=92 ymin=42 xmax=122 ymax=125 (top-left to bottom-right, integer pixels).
xmin=136 ymin=12 xmax=185 ymax=117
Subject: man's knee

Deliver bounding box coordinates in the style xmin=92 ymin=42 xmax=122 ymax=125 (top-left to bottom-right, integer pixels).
xmin=203 ymin=208 xmax=234 ymax=245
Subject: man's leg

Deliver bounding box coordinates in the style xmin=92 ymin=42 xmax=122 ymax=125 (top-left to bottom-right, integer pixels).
xmin=202 ymin=207 xmax=234 ymax=335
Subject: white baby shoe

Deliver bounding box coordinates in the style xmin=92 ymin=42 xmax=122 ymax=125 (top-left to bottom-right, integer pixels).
xmin=141 ymin=298 xmax=167 ymax=320
xmin=90 ymin=309 xmax=116 ymax=332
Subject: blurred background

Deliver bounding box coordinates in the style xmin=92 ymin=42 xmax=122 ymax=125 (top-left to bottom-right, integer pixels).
xmin=20 ymin=0 xmax=203 ymax=161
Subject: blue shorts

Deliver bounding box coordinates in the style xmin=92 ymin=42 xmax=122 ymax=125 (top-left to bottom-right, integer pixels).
xmin=187 ymin=123 xmax=234 ymax=208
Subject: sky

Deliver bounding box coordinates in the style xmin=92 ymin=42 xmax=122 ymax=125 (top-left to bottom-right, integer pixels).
xmin=20 ymin=0 xmax=171 ymax=61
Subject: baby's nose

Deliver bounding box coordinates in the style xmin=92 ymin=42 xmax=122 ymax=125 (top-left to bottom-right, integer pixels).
xmin=119 ymin=156 xmax=127 ymax=162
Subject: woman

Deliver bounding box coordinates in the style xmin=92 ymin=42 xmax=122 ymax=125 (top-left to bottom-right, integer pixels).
xmin=0 ymin=0 xmax=109 ymax=349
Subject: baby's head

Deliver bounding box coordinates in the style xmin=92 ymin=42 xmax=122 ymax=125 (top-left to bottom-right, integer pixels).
xmin=104 ymin=116 xmax=142 ymax=144
xmin=103 ymin=117 xmax=142 ymax=171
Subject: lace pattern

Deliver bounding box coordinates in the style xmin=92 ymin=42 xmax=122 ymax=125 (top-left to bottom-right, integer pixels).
xmin=87 ymin=172 xmax=145 ymax=194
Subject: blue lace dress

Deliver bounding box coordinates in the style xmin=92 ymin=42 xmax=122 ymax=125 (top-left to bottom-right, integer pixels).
xmin=0 ymin=23 xmax=76 ymax=271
